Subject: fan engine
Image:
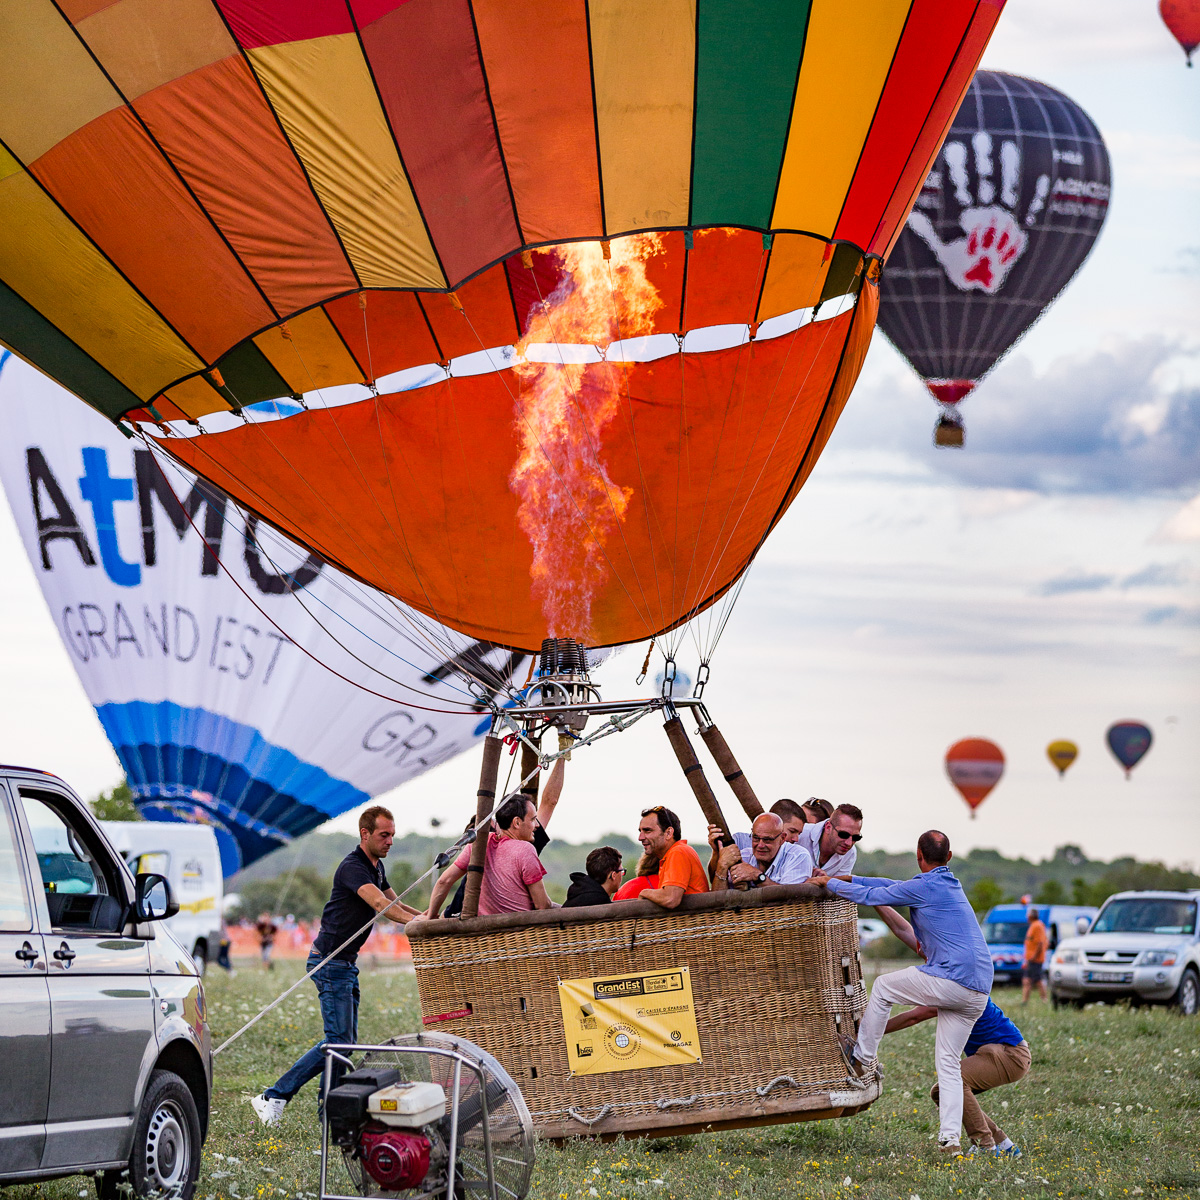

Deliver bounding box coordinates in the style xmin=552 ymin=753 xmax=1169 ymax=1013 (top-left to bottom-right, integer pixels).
xmin=325 ymin=1070 xmax=446 ymax=1192
xmin=320 ymin=1034 xmax=534 ymax=1200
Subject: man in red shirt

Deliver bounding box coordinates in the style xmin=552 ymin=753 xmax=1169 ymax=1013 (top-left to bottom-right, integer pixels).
xmin=635 ymin=805 xmax=708 ymax=909
xmin=426 ymin=792 xmax=554 ymax=917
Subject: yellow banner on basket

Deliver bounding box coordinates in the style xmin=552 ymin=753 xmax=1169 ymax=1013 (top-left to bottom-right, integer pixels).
xmin=557 ymin=966 xmax=702 ymax=1076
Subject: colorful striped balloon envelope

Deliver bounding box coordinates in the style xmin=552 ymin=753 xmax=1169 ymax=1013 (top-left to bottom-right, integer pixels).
xmin=0 ymin=0 xmax=1005 ymax=651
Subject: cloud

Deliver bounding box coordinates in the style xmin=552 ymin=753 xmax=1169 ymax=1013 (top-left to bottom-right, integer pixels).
xmin=839 ymin=337 xmax=1200 ymax=497
xmin=1119 ymin=562 xmax=1187 ymax=589
xmin=1156 ymin=493 xmax=1200 ymax=541
xmin=1034 ymin=562 xmax=1188 ymax=597
xmin=980 ymin=0 xmax=1182 ymax=70
xmin=1036 ymin=573 xmax=1114 ymax=596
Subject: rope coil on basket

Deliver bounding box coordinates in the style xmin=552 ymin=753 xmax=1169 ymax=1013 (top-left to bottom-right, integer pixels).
xmin=755 ymin=1075 xmax=800 ymax=1097
xmin=654 ymin=1095 xmax=699 ymax=1110
xmin=567 ymin=1105 xmax=614 ymax=1127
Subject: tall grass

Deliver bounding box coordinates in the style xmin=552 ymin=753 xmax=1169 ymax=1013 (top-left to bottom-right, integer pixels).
xmin=11 ymin=959 xmax=1198 ymax=1200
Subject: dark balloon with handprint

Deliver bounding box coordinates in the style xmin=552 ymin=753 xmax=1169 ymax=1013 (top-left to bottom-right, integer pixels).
xmin=877 ymin=71 xmax=1111 ymax=446
xmin=1106 ymin=721 xmax=1153 ymax=779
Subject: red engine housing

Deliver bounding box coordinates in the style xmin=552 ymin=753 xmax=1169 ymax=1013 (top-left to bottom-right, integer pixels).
xmin=359 ymin=1123 xmax=431 ymax=1191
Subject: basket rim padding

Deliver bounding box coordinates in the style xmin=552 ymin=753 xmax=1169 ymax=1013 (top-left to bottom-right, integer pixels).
xmin=405 ymin=880 xmax=830 ymax=941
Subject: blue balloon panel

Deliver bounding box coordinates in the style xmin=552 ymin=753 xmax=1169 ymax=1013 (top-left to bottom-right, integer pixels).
xmin=96 ymin=701 xmax=368 ymax=875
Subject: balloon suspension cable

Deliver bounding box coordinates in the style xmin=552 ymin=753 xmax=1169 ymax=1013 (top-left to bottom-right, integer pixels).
xmin=635 ymin=640 xmax=655 ymax=686
xmin=214 ymin=651 xmax=717 ymax=1058
xmin=134 ymin=434 xmax=480 ymax=715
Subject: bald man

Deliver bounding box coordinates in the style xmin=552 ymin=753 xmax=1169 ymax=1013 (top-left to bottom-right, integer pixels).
xmin=707 ymin=813 xmax=815 ymax=889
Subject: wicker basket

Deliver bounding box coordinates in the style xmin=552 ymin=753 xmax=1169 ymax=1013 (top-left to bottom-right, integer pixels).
xmin=405 ymin=884 xmax=880 ymax=1139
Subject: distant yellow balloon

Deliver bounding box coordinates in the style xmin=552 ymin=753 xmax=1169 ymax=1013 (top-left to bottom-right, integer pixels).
xmin=1047 ymin=740 xmax=1079 ymax=777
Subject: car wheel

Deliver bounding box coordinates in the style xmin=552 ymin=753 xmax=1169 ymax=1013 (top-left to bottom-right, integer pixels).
xmin=97 ymin=1069 xmax=201 ymax=1199
xmin=1172 ymin=967 xmax=1199 ymax=1016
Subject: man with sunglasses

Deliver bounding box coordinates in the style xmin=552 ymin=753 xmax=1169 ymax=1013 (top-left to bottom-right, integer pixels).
xmin=797 ymin=803 xmax=864 ymax=878
xmin=706 ymin=813 xmax=813 ymax=889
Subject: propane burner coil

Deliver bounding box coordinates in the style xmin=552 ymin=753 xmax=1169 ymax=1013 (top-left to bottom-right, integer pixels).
xmin=537 ymin=637 xmax=590 ymax=679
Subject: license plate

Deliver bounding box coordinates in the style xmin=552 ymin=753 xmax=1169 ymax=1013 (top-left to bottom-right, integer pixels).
xmin=1086 ymin=970 xmax=1131 ymax=984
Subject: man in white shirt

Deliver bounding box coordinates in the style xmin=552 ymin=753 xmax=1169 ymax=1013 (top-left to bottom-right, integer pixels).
xmin=798 ymin=804 xmax=863 ymax=877
xmin=707 ymin=813 xmax=813 ymax=889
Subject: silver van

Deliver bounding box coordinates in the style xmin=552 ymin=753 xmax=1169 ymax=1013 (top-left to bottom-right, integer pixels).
xmin=0 ymin=765 xmax=210 ymax=1197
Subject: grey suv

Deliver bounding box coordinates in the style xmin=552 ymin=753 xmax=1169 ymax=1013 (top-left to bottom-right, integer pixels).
xmin=1049 ymin=889 xmax=1200 ymax=1014
xmin=0 ymin=765 xmax=211 ymax=1197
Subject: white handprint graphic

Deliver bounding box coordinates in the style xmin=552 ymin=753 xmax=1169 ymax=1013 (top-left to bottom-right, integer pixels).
xmin=908 ymin=131 xmax=1051 ymax=295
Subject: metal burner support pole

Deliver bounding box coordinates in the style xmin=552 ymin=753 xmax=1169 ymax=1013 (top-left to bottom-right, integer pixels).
xmin=460 ymin=733 xmax=502 ymax=919
xmin=697 ymin=723 xmax=764 ymax=821
xmin=520 ymin=731 xmax=541 ymax=806
xmin=663 ymin=716 xmax=732 ymax=843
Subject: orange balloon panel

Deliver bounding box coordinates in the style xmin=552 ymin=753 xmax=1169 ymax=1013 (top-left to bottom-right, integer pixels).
xmin=160 ymin=285 xmax=876 ymax=650
xmin=945 ymin=737 xmax=1005 ymax=811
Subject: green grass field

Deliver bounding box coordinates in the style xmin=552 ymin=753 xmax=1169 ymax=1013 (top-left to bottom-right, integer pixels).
xmin=12 ymin=959 xmax=1200 ymax=1200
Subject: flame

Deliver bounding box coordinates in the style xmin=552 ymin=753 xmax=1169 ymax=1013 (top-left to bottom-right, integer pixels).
xmin=509 ymin=235 xmax=663 ymax=640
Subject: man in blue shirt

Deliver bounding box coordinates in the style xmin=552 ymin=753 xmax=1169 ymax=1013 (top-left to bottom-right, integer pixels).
xmin=813 ymin=830 xmax=992 ymax=1154
xmin=878 ymin=906 xmax=1029 ymax=1156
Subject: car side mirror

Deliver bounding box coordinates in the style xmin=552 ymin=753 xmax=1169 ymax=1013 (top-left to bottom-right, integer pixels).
xmin=134 ymin=873 xmax=178 ymax=922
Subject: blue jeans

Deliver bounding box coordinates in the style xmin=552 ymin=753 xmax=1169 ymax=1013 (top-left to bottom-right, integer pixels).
xmin=265 ymin=952 xmax=360 ymax=1102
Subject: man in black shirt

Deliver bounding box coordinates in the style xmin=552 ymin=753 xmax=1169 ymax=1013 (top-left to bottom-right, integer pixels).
xmin=252 ymin=805 xmax=420 ymax=1125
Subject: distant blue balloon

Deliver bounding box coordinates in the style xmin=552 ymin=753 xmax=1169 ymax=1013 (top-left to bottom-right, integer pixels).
xmin=1106 ymin=721 xmax=1153 ymax=778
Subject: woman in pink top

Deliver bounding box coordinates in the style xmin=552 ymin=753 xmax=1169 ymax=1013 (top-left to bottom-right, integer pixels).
xmin=426 ymin=793 xmax=554 ymax=917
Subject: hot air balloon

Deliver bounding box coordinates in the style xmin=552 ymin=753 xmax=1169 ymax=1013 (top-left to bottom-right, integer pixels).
xmin=1161 ymin=0 xmax=1200 ymax=64
xmin=1106 ymin=721 xmax=1153 ymax=779
xmin=0 ymin=353 xmax=519 ymax=874
xmin=1046 ymin=740 xmax=1078 ymax=777
xmin=0 ymin=0 xmax=1008 ymax=1141
xmin=876 ymin=71 xmax=1111 ymax=446
xmin=0 ymin=0 xmax=1005 ymax=654
xmin=946 ymin=737 xmax=1005 ymax=816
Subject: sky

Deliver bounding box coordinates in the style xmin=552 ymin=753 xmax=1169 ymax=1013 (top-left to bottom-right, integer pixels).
xmin=0 ymin=0 xmax=1196 ymax=868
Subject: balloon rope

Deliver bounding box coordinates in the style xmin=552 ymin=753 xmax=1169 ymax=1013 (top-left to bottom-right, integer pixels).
xmin=136 ymin=437 xmax=480 ymax=714
xmin=211 ymin=750 xmax=543 ymax=1059
xmin=147 ymin=448 xmax=489 ymax=704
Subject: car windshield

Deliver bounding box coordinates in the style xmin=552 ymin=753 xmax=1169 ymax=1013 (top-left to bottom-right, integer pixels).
xmin=982 ymin=921 xmax=1028 ymax=944
xmin=1091 ymin=898 xmax=1197 ymax=935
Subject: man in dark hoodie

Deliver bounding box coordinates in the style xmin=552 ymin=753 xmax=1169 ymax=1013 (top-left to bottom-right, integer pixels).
xmin=564 ymin=846 xmax=625 ymax=908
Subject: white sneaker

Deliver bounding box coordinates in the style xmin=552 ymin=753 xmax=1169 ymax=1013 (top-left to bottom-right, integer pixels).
xmin=251 ymin=1094 xmax=287 ymax=1125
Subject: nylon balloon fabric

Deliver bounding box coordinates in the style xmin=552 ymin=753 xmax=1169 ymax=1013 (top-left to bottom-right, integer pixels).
xmin=0 ymin=0 xmax=1006 ymax=651
xmin=876 ymin=70 xmax=1111 ymax=407
xmin=0 ymin=354 xmax=521 ymax=874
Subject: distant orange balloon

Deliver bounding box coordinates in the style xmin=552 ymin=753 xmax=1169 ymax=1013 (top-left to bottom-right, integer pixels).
xmin=945 ymin=738 xmax=1005 ymax=817
xmin=1160 ymin=0 xmax=1200 ymax=64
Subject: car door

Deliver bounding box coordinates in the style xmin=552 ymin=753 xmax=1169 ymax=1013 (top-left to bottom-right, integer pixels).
xmin=0 ymin=780 xmax=51 ymax=1174
xmin=13 ymin=786 xmax=156 ymax=1170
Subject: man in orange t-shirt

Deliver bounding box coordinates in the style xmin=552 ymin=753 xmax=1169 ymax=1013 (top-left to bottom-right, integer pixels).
xmin=1022 ymin=907 xmax=1049 ymax=1004
xmin=635 ymin=805 xmax=708 ymax=909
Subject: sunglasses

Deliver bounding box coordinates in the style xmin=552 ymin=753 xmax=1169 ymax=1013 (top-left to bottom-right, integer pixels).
xmin=831 ymin=827 xmax=862 ymax=843
xmin=751 ymin=833 xmax=783 ymax=844
xmin=641 ymin=805 xmax=667 ymax=816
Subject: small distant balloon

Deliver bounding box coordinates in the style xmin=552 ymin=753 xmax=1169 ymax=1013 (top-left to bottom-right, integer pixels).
xmin=945 ymin=738 xmax=1005 ymax=817
xmin=1106 ymin=721 xmax=1153 ymax=778
xmin=1046 ymin=740 xmax=1079 ymax=778
xmin=1160 ymin=0 xmax=1200 ymax=65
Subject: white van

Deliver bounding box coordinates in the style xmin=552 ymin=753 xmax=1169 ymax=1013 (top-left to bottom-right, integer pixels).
xmin=101 ymin=820 xmax=224 ymax=972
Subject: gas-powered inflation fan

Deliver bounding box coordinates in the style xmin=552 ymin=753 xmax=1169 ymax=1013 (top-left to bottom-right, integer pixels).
xmin=320 ymin=1034 xmax=534 ymax=1200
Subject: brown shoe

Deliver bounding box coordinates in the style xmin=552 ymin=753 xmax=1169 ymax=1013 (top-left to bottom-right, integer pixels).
xmin=838 ymin=1034 xmax=867 ymax=1078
